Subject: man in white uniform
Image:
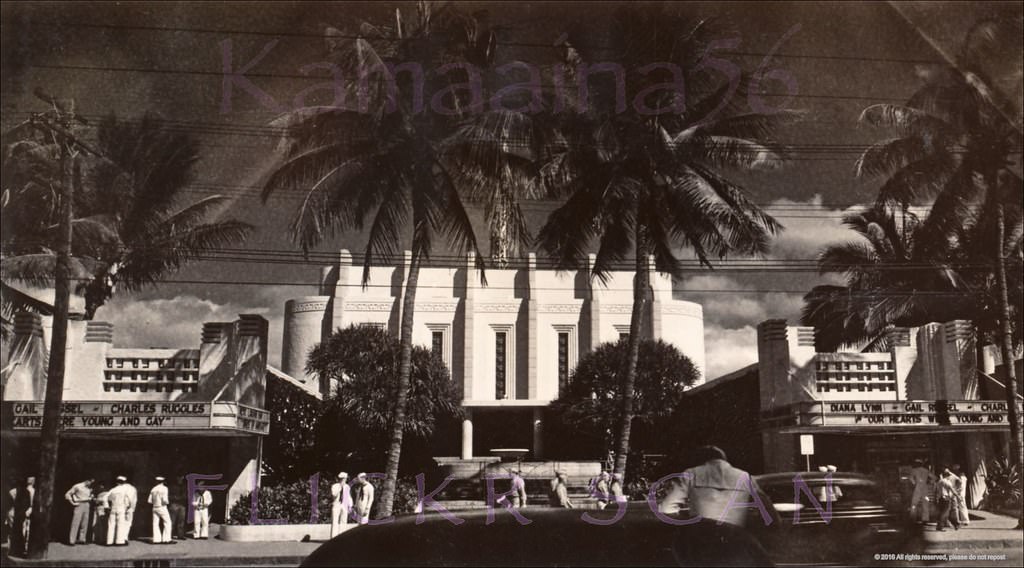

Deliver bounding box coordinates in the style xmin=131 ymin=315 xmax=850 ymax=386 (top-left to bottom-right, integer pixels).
xmin=353 ymin=473 xmax=374 ymax=525
xmin=330 ymin=472 xmax=352 ymax=537
xmin=147 ymin=476 xmax=174 ymax=544
xmin=106 ymin=476 xmax=137 ymax=546
xmin=192 ymin=488 xmax=213 ymax=539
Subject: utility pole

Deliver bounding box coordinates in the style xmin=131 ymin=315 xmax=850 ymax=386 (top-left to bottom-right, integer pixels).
xmin=24 ymin=89 xmax=81 ymax=559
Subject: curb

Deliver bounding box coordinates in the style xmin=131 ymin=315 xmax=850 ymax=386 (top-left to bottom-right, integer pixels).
xmin=4 ymin=554 xmax=308 ymax=567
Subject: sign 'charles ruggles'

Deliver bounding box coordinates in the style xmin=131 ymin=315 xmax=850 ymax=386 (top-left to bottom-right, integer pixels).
xmin=5 ymin=401 xmax=269 ymax=434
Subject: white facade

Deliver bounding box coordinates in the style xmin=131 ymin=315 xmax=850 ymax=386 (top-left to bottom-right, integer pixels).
xmin=281 ymin=250 xmax=706 ymax=459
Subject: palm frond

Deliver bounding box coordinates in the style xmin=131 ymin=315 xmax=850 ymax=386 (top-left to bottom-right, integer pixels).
xmin=859 ymin=104 xmax=953 ymax=136
xmin=678 ymin=135 xmax=786 ymax=170
xmin=855 ymin=136 xmax=929 ymax=178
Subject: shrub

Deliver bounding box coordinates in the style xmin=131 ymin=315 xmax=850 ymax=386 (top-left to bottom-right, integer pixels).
xmin=227 ymin=475 xmax=422 ymax=524
xmin=984 ymin=456 xmax=1022 ymax=512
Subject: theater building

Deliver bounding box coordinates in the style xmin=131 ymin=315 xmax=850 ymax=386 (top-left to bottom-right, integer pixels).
xmin=676 ymin=318 xmax=1019 ymax=509
xmin=280 ymin=249 xmax=707 ymax=460
xmin=1 ymin=312 xmax=272 ymax=531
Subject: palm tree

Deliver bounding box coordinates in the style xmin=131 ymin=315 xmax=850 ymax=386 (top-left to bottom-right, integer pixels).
xmin=2 ymin=114 xmax=253 ymax=320
xmin=260 ymin=2 xmax=494 ymax=518
xmin=537 ymin=6 xmax=794 ymax=478
xmin=800 ymin=203 xmax=1020 ymax=351
xmin=851 ymin=32 xmax=1023 ymax=475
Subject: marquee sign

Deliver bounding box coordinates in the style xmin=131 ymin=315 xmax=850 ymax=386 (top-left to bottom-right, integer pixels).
xmin=5 ymin=401 xmax=269 ymax=435
xmin=766 ymin=400 xmax=1020 ymax=430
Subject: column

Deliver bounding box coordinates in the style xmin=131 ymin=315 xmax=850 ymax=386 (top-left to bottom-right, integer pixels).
xmin=461 ymin=409 xmax=474 ymax=459
xmin=587 ymin=253 xmax=601 ymax=351
xmin=527 ymin=253 xmax=538 ymax=399
xmin=463 ymin=252 xmax=476 ymax=401
xmin=532 ymin=407 xmax=544 ymax=459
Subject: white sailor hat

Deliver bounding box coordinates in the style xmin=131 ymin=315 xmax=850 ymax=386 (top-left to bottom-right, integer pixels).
xmin=116 ymin=476 xmax=127 ymax=482
xmin=155 ymin=476 xmax=165 ymax=481
xmin=356 ymin=472 xmax=367 ymax=479
xmin=337 ymin=472 xmax=349 ymax=479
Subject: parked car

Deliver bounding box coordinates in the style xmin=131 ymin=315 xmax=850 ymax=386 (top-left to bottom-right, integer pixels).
xmin=302 ymin=502 xmax=774 ymax=567
xmin=751 ymin=472 xmax=919 ymax=566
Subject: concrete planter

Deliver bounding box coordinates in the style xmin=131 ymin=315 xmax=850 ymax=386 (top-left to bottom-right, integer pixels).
xmin=219 ymin=522 xmax=352 ymax=542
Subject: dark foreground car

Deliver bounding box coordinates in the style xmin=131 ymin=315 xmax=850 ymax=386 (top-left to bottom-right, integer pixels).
xmin=302 ymin=502 xmax=774 ymax=567
xmin=751 ymin=472 xmax=918 ymax=567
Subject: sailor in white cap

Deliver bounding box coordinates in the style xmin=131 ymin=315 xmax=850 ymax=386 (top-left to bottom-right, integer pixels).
xmin=192 ymin=485 xmax=213 ymax=539
xmin=148 ymin=476 xmax=173 ymax=544
xmin=329 ymin=472 xmax=353 ymax=537
xmin=352 ymin=473 xmax=374 ymax=525
xmin=106 ymin=476 xmax=137 ymax=546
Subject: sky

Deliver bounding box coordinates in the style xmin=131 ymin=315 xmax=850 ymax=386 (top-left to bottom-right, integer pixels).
xmin=2 ymin=1 xmax=1021 ymax=380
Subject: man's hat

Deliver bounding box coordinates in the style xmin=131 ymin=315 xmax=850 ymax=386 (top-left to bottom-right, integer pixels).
xmin=116 ymin=475 xmax=127 ymax=482
xmin=338 ymin=472 xmax=348 ymax=479
xmin=356 ymin=472 xmax=367 ymax=479
xmin=155 ymin=476 xmax=165 ymax=481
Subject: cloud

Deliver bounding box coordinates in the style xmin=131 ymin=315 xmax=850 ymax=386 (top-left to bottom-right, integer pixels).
xmin=96 ymin=294 xmax=285 ymax=367
xmin=676 ymin=196 xmax=870 ymax=381
xmin=767 ymin=195 xmax=868 ymax=260
xmin=703 ymin=324 xmax=759 ymax=380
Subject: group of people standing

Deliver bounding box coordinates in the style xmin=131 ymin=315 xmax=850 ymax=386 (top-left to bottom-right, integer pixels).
xmin=328 ymin=472 xmax=375 ymax=537
xmin=3 ymin=473 xmax=217 ymax=556
xmin=908 ymin=460 xmax=970 ymax=531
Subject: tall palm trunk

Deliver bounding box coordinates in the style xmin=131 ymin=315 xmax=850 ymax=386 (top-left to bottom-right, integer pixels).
xmin=994 ymin=200 xmax=1022 ymax=525
xmin=613 ymin=227 xmax=649 ymax=478
xmin=376 ymin=249 xmax=421 ymax=518
xmin=27 ymin=137 xmax=73 ymax=559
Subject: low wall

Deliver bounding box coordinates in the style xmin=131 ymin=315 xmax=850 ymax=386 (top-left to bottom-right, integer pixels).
xmin=219 ymin=523 xmax=353 ymax=542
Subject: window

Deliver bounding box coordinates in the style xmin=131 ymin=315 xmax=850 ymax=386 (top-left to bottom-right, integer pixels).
xmin=495 ymin=332 xmax=508 ymax=400
xmin=557 ymin=332 xmax=570 ymax=393
xmin=116 ymin=359 xmax=123 ymax=369
xmin=432 ymin=331 xmax=444 ymax=358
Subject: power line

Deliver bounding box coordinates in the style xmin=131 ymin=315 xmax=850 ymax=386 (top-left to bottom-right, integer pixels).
xmin=22 ymin=63 xmax=910 ymax=103
xmin=2 ymin=20 xmax=947 ymax=66
xmin=38 ymin=274 xmax=1001 ymax=297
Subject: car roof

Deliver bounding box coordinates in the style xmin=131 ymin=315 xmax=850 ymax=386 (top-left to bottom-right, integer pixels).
xmin=754 ymin=472 xmax=876 ymax=486
xmin=302 ymin=504 xmax=775 ymax=567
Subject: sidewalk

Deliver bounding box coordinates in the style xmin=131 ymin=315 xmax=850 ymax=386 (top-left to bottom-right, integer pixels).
xmin=1 ymin=525 xmax=322 ymax=568
xmin=920 ymin=510 xmax=1023 ymax=550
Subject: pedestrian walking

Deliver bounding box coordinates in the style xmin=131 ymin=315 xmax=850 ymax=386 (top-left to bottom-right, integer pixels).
xmin=951 ymin=464 xmax=970 ymax=526
xmin=148 ymin=476 xmax=174 ymax=544
xmin=908 ymin=460 xmax=934 ymax=523
xmin=65 ymin=477 xmax=94 ymax=545
xmin=192 ymin=488 xmax=213 ymax=539
xmin=90 ymin=483 xmax=109 ymax=544
xmin=659 ymin=446 xmax=777 ymax=527
xmin=594 ymin=472 xmax=611 ymax=510
xmin=353 ymin=473 xmax=374 ymax=525
xmin=106 ymin=476 xmax=137 ymax=546
xmin=330 ymin=472 xmax=352 ymax=538
xmin=498 ymin=470 xmax=528 ymax=509
xmin=8 ymin=476 xmax=34 ymax=557
xmin=167 ymin=478 xmax=187 ymax=540
xmin=610 ymin=473 xmax=625 ymax=504
xmin=554 ymin=473 xmax=574 ymax=509
xmin=934 ymin=468 xmax=961 ymax=532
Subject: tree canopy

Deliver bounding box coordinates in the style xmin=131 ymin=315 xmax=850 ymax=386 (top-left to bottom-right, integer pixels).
xmin=307 ymin=325 xmax=462 ymax=456
xmin=548 ymin=338 xmax=700 ymax=459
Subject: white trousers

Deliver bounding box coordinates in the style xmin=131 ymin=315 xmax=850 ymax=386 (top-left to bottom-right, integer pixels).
xmin=330 ymin=503 xmax=350 ymax=538
xmin=107 ymin=510 xmax=132 ymax=545
xmin=193 ymin=508 xmax=210 ymax=538
xmin=152 ymin=506 xmax=172 ymax=543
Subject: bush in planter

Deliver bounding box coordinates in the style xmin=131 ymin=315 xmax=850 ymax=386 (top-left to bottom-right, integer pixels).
xmin=228 ymin=475 xmax=422 ymax=524
xmin=983 ymin=456 xmax=1022 ymax=513
xmin=228 ymin=475 xmax=335 ymax=525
